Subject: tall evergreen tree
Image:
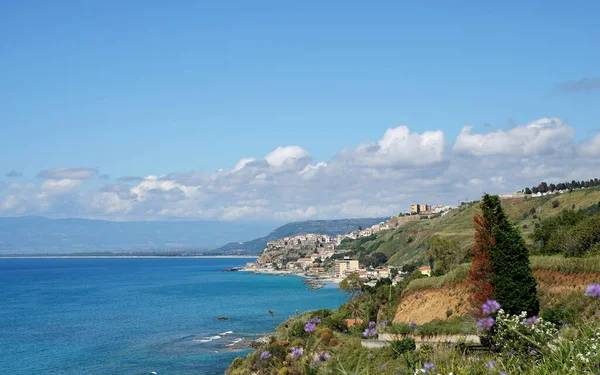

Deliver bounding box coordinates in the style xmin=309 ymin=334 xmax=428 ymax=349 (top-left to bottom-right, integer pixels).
xmin=469 ymin=194 xmax=539 ymax=317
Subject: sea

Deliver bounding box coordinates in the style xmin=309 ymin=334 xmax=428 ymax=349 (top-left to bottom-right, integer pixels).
xmin=0 ymin=257 xmax=348 ymax=375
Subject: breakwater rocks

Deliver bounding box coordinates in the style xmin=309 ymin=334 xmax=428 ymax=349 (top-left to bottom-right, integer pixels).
xmin=222 ymin=267 xmax=243 ymax=272
xmin=302 ymin=278 xmax=326 ymax=290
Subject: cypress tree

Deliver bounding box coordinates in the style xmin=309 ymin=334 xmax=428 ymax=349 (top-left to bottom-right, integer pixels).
xmin=469 ymin=195 xmax=539 ymax=316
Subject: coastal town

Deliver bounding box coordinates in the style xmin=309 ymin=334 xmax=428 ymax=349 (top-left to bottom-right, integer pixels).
xmin=242 ymin=185 xmax=580 ymax=287
xmin=242 ymin=203 xmax=454 ymax=286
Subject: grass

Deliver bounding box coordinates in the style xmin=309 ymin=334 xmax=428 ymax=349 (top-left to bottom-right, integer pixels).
xmin=530 ymin=255 xmax=600 ymax=273
xmin=402 ymin=256 xmax=600 ymax=295
xmin=340 ymin=188 xmax=600 ymax=267
xmin=403 ymin=263 xmax=470 ymax=293
xmin=388 ymin=316 xmax=477 ymax=337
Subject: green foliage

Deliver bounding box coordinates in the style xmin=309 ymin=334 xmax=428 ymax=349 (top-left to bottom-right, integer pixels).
xmin=425 ymin=236 xmax=463 ymax=275
xmin=540 ymin=303 xmax=577 ymax=326
xmin=565 ymin=214 xmax=600 ymax=256
xmin=531 ymin=210 xmax=584 ymax=254
xmin=552 ymin=199 xmax=560 ymax=208
xmin=390 ymin=338 xmax=416 ymax=357
xmin=339 ymin=273 xmax=364 ymax=299
xmin=404 ymin=263 xmax=470 ymax=293
xmin=479 ymin=194 xmax=539 ymax=316
xmin=491 ymin=310 xmax=558 ymax=354
xmin=360 ymin=252 xmax=388 ymax=268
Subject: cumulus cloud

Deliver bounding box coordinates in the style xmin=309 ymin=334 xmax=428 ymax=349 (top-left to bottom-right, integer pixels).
xmin=558 ymin=78 xmax=600 ymax=92
xmin=5 ymin=170 xmax=22 ymax=178
xmin=2 ymin=118 xmax=600 ymax=221
xmin=264 ymin=146 xmax=311 ymax=168
xmin=453 ymin=118 xmax=574 ymax=156
xmin=37 ymin=167 xmax=99 ymax=180
xmin=40 ymin=179 xmax=82 ymax=194
xmin=343 ymin=126 xmax=446 ymax=167
xmin=578 ymin=132 xmax=600 ymax=158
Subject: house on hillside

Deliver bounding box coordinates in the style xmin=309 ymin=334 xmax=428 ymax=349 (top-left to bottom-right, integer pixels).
xmin=419 ymin=266 xmax=431 ymax=277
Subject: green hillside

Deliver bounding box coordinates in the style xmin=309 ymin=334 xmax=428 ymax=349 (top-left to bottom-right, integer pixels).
xmin=339 ymin=187 xmax=600 ymax=266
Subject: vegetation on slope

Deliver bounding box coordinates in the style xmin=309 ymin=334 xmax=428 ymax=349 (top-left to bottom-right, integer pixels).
xmin=336 ymin=187 xmax=600 ymax=267
xmin=227 ymin=193 xmax=600 ymax=375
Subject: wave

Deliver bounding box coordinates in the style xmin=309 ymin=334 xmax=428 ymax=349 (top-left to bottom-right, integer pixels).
xmin=226 ymin=338 xmax=244 ymax=347
xmin=220 ymin=331 xmax=234 ymax=335
xmin=192 ymin=335 xmax=222 ymax=343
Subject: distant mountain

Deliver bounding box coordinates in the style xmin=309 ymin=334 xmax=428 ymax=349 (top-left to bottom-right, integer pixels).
xmin=217 ymin=218 xmax=388 ymax=254
xmin=0 ymin=216 xmax=275 ymax=254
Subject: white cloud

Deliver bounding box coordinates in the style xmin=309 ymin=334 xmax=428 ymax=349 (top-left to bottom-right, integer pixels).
xmin=264 ymin=146 xmax=311 ymax=167
xmin=578 ymin=132 xmax=600 ymax=158
xmin=40 ymin=179 xmax=82 ymax=193
xmin=3 ymin=118 xmax=600 ymax=222
xmin=232 ymin=158 xmax=257 ymax=172
xmin=453 ymin=118 xmax=574 ymax=156
xmin=346 ymin=126 xmax=446 ymax=167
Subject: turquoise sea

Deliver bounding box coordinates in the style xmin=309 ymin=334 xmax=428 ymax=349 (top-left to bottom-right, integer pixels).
xmin=0 ymin=258 xmax=347 ymax=375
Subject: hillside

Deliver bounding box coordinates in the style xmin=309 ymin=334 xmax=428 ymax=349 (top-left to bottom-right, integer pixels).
xmin=217 ymin=218 xmax=388 ymax=254
xmin=0 ymin=216 xmax=274 ymax=254
xmin=394 ymin=256 xmax=600 ymax=324
xmin=339 ymin=187 xmax=600 ymax=266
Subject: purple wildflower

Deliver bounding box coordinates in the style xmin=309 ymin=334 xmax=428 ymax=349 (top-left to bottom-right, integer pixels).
xmin=500 ymin=373 xmax=507 ymax=375
xmin=529 ymin=349 xmax=538 ymax=356
xmin=378 ymin=364 xmax=387 ymax=371
xmin=310 ymin=317 xmax=322 ymax=324
xmin=414 ymin=294 xmax=420 ymax=299
xmin=380 ymin=320 xmax=388 ymax=328
xmin=477 ymin=317 xmax=495 ymax=331
xmin=318 ymin=352 xmax=330 ymax=361
xmin=369 ymin=321 xmax=376 ymax=328
xmin=585 ymin=283 xmax=600 ymax=298
xmin=506 ymin=351 xmax=514 ymax=358
xmin=482 ymin=300 xmax=501 ymax=315
xmin=291 ymin=347 xmax=303 ymax=359
xmin=485 ymin=360 xmax=496 ymax=370
xmin=304 ymin=322 xmax=316 ymax=332
xmin=409 ymin=320 xmax=417 ymax=327
xmin=363 ymin=327 xmax=377 ymax=337
xmin=423 ymin=362 xmax=437 ymax=373
xmin=260 ymin=351 xmax=272 ymax=360
xmin=367 ymin=353 xmax=374 ymax=359
xmin=523 ymin=316 xmax=539 ymax=327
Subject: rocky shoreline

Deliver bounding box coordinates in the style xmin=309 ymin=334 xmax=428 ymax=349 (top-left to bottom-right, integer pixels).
xmin=238 ymin=266 xmax=343 ymax=288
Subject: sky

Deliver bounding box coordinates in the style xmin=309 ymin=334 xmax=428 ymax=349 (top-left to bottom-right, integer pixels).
xmin=1 ymin=1 xmax=599 ymax=222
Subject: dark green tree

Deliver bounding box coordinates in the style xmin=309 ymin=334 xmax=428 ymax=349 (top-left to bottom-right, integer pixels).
xmin=481 ymin=194 xmax=539 ymax=316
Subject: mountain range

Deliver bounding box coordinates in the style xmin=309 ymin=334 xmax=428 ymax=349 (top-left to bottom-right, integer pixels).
xmin=0 ymin=216 xmax=387 ymax=255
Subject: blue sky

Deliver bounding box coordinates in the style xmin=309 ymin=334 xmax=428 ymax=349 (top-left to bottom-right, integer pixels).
xmin=1 ymin=1 xmax=599 ymax=221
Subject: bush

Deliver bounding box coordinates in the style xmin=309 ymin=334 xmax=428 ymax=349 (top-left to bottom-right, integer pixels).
xmin=390 ymin=338 xmax=416 ymax=357
xmin=552 ymin=200 xmax=560 ymax=208
xmin=540 ymin=303 xmax=577 ymax=326
xmin=491 ymin=310 xmax=557 ymax=354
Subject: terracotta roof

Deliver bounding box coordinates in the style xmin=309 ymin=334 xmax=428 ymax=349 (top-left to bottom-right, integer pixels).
xmin=419 ymin=266 xmax=431 ymax=271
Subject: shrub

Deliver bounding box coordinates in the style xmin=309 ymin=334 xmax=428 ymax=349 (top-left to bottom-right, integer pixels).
xmin=491 ymin=310 xmax=557 ymax=354
xmin=540 ymin=303 xmax=576 ymax=326
xmin=552 ymin=200 xmax=560 ymax=208
xmin=390 ymin=338 xmax=416 ymax=357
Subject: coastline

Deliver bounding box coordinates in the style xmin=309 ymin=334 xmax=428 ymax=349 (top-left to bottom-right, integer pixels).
xmin=239 ymin=266 xmax=344 ymax=284
xmin=0 ymin=255 xmax=259 ymax=259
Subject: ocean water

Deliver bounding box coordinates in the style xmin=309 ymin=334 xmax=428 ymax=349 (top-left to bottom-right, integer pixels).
xmin=0 ymin=258 xmax=347 ymax=375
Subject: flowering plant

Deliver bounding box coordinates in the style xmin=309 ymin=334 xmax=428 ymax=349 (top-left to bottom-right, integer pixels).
xmin=492 ymin=309 xmax=557 ymax=354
